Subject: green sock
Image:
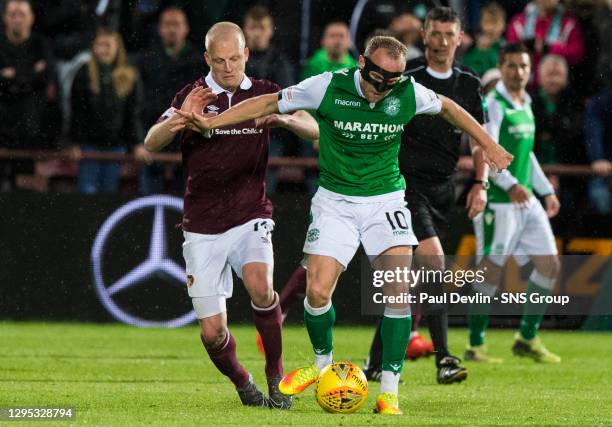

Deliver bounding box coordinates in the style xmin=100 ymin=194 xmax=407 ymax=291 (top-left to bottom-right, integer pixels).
xmin=381 ymin=315 xmax=412 ymax=374
xmin=468 ymin=303 xmax=491 ymax=346
xmin=304 ymin=303 xmax=335 ymax=356
xmin=519 ymin=279 xmax=552 ymax=340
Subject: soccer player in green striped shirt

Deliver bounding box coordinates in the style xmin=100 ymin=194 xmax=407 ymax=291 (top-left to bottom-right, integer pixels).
xmin=466 ymin=43 xmax=562 ymax=364
xmin=172 ymin=36 xmax=512 ymax=415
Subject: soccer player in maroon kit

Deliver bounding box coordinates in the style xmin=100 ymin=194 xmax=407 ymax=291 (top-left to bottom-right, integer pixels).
xmin=144 ymin=22 xmax=318 ymax=409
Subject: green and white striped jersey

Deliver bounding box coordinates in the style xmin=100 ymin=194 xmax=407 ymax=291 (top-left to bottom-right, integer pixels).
xmin=485 ymin=81 xmax=554 ymax=203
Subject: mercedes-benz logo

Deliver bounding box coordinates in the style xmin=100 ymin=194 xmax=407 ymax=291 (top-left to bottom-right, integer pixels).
xmin=91 ymin=195 xmax=196 ymax=327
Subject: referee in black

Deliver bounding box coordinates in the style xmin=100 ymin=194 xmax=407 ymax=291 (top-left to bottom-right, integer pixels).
xmin=364 ymin=7 xmax=489 ymax=384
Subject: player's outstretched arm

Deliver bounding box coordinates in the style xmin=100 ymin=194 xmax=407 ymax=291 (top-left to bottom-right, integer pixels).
xmin=255 ymin=110 xmax=320 ymax=142
xmin=172 ymin=93 xmax=280 ymax=134
xmin=438 ymin=95 xmax=513 ymax=172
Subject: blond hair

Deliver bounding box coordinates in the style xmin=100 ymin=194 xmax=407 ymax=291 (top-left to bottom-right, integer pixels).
xmin=364 ymin=36 xmax=408 ymax=60
xmin=88 ymin=29 xmax=137 ymax=99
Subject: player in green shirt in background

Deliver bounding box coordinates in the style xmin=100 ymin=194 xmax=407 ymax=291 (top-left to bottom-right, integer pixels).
xmin=466 ymin=43 xmax=562 ymax=364
xmin=301 ymin=21 xmax=358 ymax=79
xmin=300 ymin=21 xmax=358 ymax=193
xmin=172 ymin=36 xmax=512 ymax=415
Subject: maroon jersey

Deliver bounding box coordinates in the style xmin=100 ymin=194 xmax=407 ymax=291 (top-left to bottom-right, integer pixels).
xmin=162 ymin=74 xmax=279 ymax=234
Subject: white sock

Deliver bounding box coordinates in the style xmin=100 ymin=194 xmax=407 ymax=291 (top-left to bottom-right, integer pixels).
xmin=380 ymin=371 xmax=400 ymax=394
xmin=314 ymin=352 xmax=333 ymax=370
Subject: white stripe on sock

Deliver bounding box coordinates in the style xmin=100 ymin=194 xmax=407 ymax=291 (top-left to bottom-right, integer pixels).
xmin=314 ymin=352 xmax=333 ymax=370
xmin=304 ymin=298 xmax=332 ymax=316
xmin=530 ymin=269 xmax=556 ymax=290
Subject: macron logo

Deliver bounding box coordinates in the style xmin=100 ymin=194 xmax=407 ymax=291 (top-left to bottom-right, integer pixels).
xmin=335 ymin=99 xmax=361 ymax=107
xmin=206 ymin=105 xmax=219 ymax=112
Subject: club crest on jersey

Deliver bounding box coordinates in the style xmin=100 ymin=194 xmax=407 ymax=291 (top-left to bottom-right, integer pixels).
xmin=187 ymin=275 xmax=194 ymax=288
xmin=383 ymin=96 xmax=400 ymax=117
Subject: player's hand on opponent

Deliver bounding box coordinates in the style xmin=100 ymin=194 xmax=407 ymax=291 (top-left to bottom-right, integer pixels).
xmin=181 ymin=86 xmax=218 ymax=113
xmin=170 ymin=110 xmax=217 ymax=134
xmin=508 ymin=184 xmax=531 ymax=208
xmin=544 ymin=194 xmax=561 ymax=218
xmin=483 ymin=143 xmax=513 ymax=173
xmin=169 ymin=87 xmax=218 ymax=134
xmin=466 ymin=183 xmax=487 ymax=219
xmin=255 ymin=114 xmax=288 ymax=129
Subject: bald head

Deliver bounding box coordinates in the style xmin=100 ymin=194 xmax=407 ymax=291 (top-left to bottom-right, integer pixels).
xmin=204 ymin=21 xmax=249 ymax=93
xmin=205 ymin=21 xmax=246 ymax=51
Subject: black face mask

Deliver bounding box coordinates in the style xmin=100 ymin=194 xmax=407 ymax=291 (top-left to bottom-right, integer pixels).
xmin=360 ymin=56 xmax=403 ymax=93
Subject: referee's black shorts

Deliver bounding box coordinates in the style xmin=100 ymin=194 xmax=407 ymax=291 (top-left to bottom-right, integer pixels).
xmin=404 ymin=175 xmax=455 ymax=243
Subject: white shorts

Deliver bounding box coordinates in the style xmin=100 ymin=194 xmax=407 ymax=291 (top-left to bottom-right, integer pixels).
xmin=473 ymin=198 xmax=557 ymax=266
xmin=183 ymin=218 xmax=274 ymax=316
xmin=303 ymin=188 xmax=418 ymax=268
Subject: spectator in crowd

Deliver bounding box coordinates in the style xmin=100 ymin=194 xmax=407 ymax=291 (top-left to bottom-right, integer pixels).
xmin=532 ymin=55 xmax=581 ymax=164
xmin=387 ymin=13 xmax=423 ymax=60
xmin=584 ymin=88 xmax=612 ymax=214
xmin=507 ymin=0 xmax=585 ymax=87
xmin=462 ymin=2 xmax=506 ymax=76
xmin=592 ymin=0 xmax=612 ymax=89
xmin=532 ymin=54 xmax=585 ymax=209
xmin=0 ymin=0 xmax=55 ymax=191
xmin=136 ymin=6 xmax=201 ymax=194
xmin=300 ymin=21 xmax=357 ymax=193
xmin=302 ymin=21 xmax=357 ymax=79
xmin=70 ymin=29 xmax=143 ymax=194
xmin=242 ymin=5 xmax=295 ymax=194
xmin=119 ymin=0 xmax=164 ymax=51
xmin=564 ymin=0 xmax=600 ymax=96
xmin=31 ymin=0 xmax=108 ymax=60
xmin=243 ymin=5 xmax=293 ymax=88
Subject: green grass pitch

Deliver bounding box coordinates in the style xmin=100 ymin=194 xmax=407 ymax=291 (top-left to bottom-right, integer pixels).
xmin=1 ymin=322 xmax=611 ymax=426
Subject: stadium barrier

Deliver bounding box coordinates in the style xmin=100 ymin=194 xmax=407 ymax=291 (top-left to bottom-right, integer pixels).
xmin=0 ymin=148 xmax=598 ymax=175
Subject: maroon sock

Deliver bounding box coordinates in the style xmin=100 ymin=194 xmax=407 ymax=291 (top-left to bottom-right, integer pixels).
xmin=253 ymin=295 xmax=283 ymax=377
xmin=279 ymin=266 xmax=307 ymax=315
xmin=203 ymin=332 xmax=249 ymax=389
